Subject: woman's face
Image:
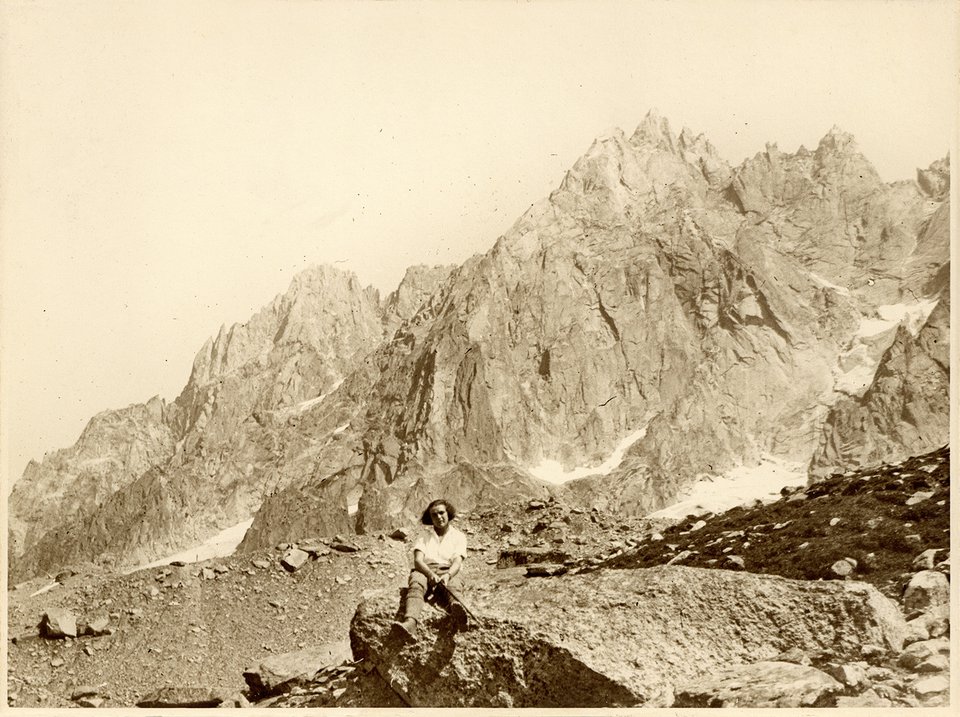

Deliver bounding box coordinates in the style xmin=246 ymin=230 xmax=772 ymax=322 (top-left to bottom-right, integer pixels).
xmin=429 ymin=503 xmax=450 ymax=532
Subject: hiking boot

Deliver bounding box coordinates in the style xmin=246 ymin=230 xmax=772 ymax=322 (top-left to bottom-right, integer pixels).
xmin=392 ymin=617 xmax=418 ymax=641
xmin=448 ymin=601 xmax=469 ymax=630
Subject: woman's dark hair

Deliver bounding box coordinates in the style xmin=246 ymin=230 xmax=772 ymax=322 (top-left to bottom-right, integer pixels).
xmin=421 ymin=498 xmax=456 ymax=525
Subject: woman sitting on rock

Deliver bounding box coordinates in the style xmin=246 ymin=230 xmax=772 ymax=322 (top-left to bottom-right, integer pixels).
xmin=394 ymin=498 xmax=468 ymax=638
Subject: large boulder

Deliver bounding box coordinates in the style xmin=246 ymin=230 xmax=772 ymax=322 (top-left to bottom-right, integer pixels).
xmin=349 ymin=566 xmax=907 ymax=707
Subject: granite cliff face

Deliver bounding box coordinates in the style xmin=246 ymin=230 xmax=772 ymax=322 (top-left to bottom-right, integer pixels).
xmin=9 ymin=113 xmax=949 ymax=580
xmin=809 ymin=286 xmax=949 ymax=477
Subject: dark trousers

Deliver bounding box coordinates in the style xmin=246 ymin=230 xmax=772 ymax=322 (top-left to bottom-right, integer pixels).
xmin=401 ymin=563 xmax=464 ymax=620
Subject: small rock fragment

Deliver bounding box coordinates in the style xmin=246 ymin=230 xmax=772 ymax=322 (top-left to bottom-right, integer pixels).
xmin=280 ymin=549 xmax=310 ymax=572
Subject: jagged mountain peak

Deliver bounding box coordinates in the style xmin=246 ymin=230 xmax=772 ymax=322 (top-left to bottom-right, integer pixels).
xmin=817 ymin=124 xmax=858 ymax=152
xmin=917 ymin=154 xmax=950 ymax=199
xmin=630 ymin=109 xmax=676 ymax=151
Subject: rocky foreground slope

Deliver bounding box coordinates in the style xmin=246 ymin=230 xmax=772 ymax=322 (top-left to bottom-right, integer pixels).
xmin=6 ymin=445 xmax=950 ymax=708
xmin=8 ymin=112 xmax=950 ymax=581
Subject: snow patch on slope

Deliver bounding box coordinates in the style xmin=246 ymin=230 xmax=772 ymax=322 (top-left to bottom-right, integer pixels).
xmin=528 ymin=425 xmax=648 ymax=485
xmin=834 ymin=299 xmax=939 ymax=396
xmin=126 ymin=518 xmax=254 ymax=573
xmin=647 ymin=456 xmax=806 ymax=519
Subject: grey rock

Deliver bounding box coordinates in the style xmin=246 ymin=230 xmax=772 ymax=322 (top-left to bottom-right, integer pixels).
xmin=911 ymin=548 xmax=941 ymax=570
xmin=773 ymin=647 xmax=810 ymax=665
xmin=351 ymin=566 xmax=907 ymax=707
xmin=898 ymin=638 xmax=950 ymax=670
xmin=903 ymin=618 xmax=930 ymax=645
xmin=39 ymin=608 xmax=77 ymax=639
xmin=497 ymin=547 xmax=571 ymax=569
xmin=912 ymin=675 xmax=949 ymax=696
xmin=136 ymin=687 xmax=223 ymax=707
xmin=916 ymin=654 xmax=950 ymax=673
xmin=903 ymin=570 xmax=950 ymax=613
xmin=835 ymin=688 xmax=892 ymax=707
xmin=525 ymin=563 xmax=568 ymax=577
xmin=830 ymin=559 xmax=855 ymax=578
xmin=280 ymin=549 xmax=310 ymax=572
xmin=243 ymin=641 xmax=352 ymax=698
xmin=674 ymin=661 xmax=843 ymax=708
xmin=905 ymin=490 xmax=934 ymax=506
xmin=71 ymin=686 xmax=99 ymax=700
xmin=827 ymin=662 xmax=868 ymax=690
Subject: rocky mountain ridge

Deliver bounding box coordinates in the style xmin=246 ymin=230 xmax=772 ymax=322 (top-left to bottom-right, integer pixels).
xmin=8 ymin=111 xmax=950 ymax=581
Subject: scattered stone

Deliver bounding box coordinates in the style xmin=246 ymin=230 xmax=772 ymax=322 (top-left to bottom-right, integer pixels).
xmin=897 ymin=638 xmax=950 ymax=670
xmin=916 ymin=654 xmax=950 ymax=673
xmin=334 ymin=576 xmax=352 ymax=585
xmin=389 ymin=527 xmax=412 ymax=541
xmin=835 ymin=688 xmax=892 ymax=707
xmin=39 ymin=608 xmax=77 ymax=639
xmin=71 ymin=686 xmax=99 ymax=700
xmin=298 ymin=540 xmax=331 ymax=557
xmin=830 ymin=558 xmax=856 ymax=578
xmin=497 ymin=547 xmax=571 ymax=568
xmin=201 ymin=567 xmax=216 ymax=580
xmin=674 ymin=661 xmax=843 ymax=708
xmin=903 ymin=618 xmax=930 ymax=645
xmin=50 ymin=657 xmax=65 ymax=668
xmin=169 ymin=560 xmax=187 ymax=567
xmin=217 ymin=692 xmax=250 ymax=708
xmin=243 ymin=642 xmax=353 ymax=698
xmin=650 ymin=533 xmax=664 ymax=542
xmin=213 ymin=564 xmax=230 ymax=574
xmin=829 ymin=517 xmax=841 ymax=527
xmin=689 ymin=520 xmax=706 ymax=531
xmin=666 ymin=550 xmax=694 ymax=565
xmin=136 ymin=687 xmax=224 ymax=707
xmin=827 ymin=662 xmax=868 ymax=690
xmin=527 ymin=500 xmax=547 ymax=511
xmin=525 ymin=563 xmax=568 ymax=577
xmin=904 ymin=534 xmax=922 ymax=545
xmin=905 ymin=490 xmax=934 ymax=505
xmin=329 ymin=541 xmax=361 ymax=553
xmin=912 ymin=675 xmax=949 ymax=696
xmin=76 ymin=697 xmax=104 ymax=708
xmin=911 ymin=549 xmax=941 ymax=571
xmin=252 ymin=559 xmax=272 ymax=569
xmin=773 ymin=647 xmax=810 ymax=666
xmin=280 ymin=549 xmax=310 ymax=572
xmin=77 ymin=616 xmax=109 ymax=638
xmin=55 ymin=569 xmax=76 ymax=583
xmin=903 ymin=570 xmax=950 ymax=613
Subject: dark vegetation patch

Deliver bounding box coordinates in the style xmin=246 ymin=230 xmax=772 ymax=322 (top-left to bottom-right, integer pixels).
xmin=599 ymin=445 xmax=950 ymax=599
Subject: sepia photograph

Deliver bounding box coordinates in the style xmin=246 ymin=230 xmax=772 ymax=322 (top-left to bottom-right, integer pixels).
xmin=2 ymin=0 xmax=956 ymax=710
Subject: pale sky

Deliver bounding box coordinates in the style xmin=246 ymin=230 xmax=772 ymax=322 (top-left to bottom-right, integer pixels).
xmin=1 ymin=0 xmax=957 ymax=488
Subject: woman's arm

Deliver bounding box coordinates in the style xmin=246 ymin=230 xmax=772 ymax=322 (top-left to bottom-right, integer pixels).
xmin=412 ymin=549 xmax=439 ymax=584
xmin=438 ymin=554 xmax=463 ymax=584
